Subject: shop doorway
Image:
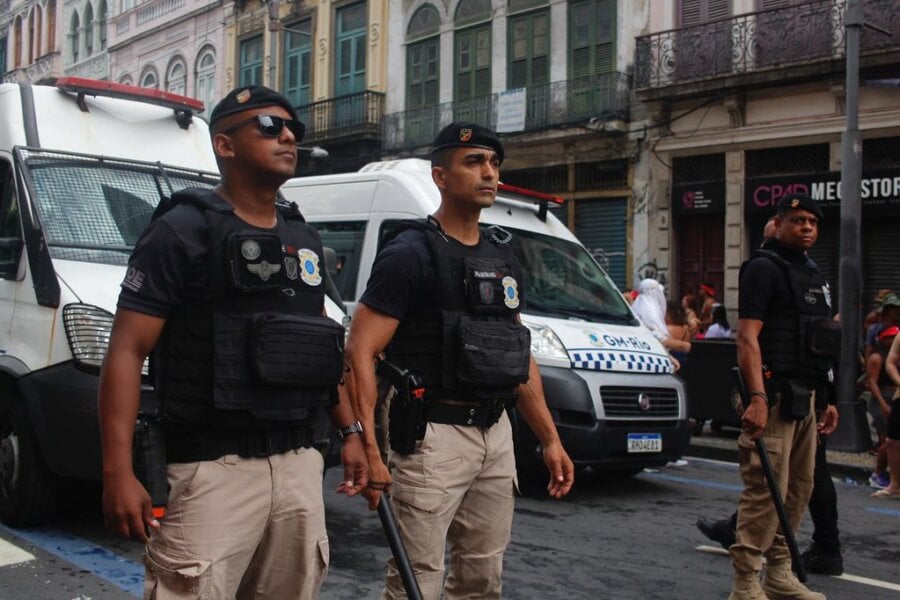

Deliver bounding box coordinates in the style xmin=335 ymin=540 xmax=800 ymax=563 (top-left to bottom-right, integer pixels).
xmin=676 ymin=213 xmax=725 ymax=301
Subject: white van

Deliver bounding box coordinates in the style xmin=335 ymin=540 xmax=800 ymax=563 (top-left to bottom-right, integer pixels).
xmin=282 ymin=159 xmax=690 ymax=477
xmin=0 ymin=78 xmax=344 ymax=525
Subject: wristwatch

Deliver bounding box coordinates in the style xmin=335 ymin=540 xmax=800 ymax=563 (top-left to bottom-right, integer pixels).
xmin=336 ymin=420 xmax=363 ymax=440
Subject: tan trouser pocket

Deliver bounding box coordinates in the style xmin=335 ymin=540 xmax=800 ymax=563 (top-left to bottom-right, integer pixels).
xmin=144 ymin=548 xmax=211 ymax=599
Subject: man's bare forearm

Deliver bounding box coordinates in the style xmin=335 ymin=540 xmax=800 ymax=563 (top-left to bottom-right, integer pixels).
xmin=516 ymin=356 xmax=561 ymax=447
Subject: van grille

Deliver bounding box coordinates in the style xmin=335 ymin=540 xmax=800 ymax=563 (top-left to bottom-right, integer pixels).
xmin=600 ymin=386 xmax=679 ymax=418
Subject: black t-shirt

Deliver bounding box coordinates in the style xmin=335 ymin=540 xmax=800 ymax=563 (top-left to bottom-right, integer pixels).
xmin=359 ymin=227 xmax=441 ymax=318
xmin=117 ymin=203 xmax=211 ymax=316
xmin=738 ymin=240 xmax=809 ymax=321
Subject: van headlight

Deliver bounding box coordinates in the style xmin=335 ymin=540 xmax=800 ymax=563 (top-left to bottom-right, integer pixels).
xmin=63 ymin=304 xmax=149 ymax=376
xmin=522 ymin=320 xmax=569 ymax=360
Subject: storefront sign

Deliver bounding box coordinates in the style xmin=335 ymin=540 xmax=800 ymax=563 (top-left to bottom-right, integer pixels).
xmin=672 ymin=181 xmax=725 ymax=214
xmin=746 ymin=168 xmax=900 ymax=214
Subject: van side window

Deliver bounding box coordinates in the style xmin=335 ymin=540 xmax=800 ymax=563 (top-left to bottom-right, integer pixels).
xmin=0 ymin=160 xmax=23 ymax=280
xmin=309 ymin=220 xmax=366 ymax=301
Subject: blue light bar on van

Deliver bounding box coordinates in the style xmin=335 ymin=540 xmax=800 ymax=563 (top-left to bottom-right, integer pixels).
xmin=52 ymin=77 xmax=204 ymax=129
xmin=497 ymin=182 xmax=565 ymax=222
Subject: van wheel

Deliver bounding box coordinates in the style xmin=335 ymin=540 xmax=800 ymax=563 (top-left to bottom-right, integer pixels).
xmin=0 ymin=397 xmax=60 ymax=526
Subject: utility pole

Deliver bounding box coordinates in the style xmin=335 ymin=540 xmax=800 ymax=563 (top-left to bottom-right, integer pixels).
xmin=832 ymin=0 xmax=867 ymax=452
xmin=267 ymin=0 xmax=280 ymax=88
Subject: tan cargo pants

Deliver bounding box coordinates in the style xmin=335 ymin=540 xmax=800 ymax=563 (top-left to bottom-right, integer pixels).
xmin=383 ymin=410 xmax=516 ymax=600
xmin=730 ymin=393 xmax=818 ymax=574
xmin=144 ymin=447 xmax=329 ymax=599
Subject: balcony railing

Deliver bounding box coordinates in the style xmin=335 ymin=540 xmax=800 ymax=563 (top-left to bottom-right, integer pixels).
xmin=382 ymin=71 xmax=630 ymax=151
xmin=297 ymin=91 xmax=384 ymax=144
xmin=635 ymin=0 xmax=898 ymax=93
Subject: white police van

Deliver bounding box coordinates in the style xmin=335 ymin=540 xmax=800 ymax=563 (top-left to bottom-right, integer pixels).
xmin=281 ymin=159 xmax=690 ymax=478
xmin=0 ymin=78 xmax=344 ymax=525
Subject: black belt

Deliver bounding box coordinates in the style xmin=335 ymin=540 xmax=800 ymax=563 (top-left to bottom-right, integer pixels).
xmin=425 ymin=401 xmax=509 ymax=428
xmin=165 ymin=424 xmax=313 ymax=464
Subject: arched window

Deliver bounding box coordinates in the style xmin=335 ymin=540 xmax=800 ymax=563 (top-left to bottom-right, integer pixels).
xmin=70 ymin=12 xmax=79 ymax=63
xmin=13 ymin=16 xmax=22 ymax=68
xmin=194 ymin=46 xmax=216 ymax=118
xmin=119 ymin=74 xmax=133 ymax=86
xmin=454 ymin=0 xmax=491 ymax=24
xmin=28 ymin=9 xmax=34 ymax=64
xmin=165 ymin=56 xmax=187 ymax=96
xmin=84 ymin=3 xmax=94 ymax=57
xmin=98 ymin=0 xmax=107 ymax=51
xmin=47 ymin=0 xmax=57 ymax=52
xmin=406 ymin=5 xmax=441 ymax=114
xmin=35 ymin=6 xmax=43 ymax=59
xmin=140 ymin=66 xmax=159 ymax=89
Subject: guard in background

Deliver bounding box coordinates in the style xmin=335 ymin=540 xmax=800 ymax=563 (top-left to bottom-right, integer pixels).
xmin=98 ymin=86 xmax=367 ymax=599
xmin=730 ymin=193 xmax=838 ymax=600
xmin=345 ymin=122 xmax=574 ymax=599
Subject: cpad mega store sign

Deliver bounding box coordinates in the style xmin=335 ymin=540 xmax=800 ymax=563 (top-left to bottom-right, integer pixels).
xmin=746 ymin=168 xmax=900 ymax=215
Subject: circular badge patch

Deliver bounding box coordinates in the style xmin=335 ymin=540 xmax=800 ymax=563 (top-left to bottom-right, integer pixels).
xmin=298 ymin=248 xmax=322 ymax=286
xmin=241 ymin=239 xmax=261 ymax=260
xmin=502 ymin=276 xmax=520 ymax=309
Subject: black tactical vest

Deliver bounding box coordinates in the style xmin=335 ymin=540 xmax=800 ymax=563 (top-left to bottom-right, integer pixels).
xmin=746 ymin=244 xmax=835 ymax=383
xmin=385 ymin=219 xmax=532 ymax=403
xmin=153 ymin=188 xmax=343 ymax=425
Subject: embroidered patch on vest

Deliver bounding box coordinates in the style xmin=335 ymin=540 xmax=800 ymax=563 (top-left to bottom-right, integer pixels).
xmin=502 ymin=276 xmax=520 ymax=309
xmin=298 ymin=248 xmax=322 ymax=286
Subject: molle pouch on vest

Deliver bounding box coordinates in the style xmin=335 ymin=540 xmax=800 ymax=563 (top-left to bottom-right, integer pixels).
xmin=804 ymin=317 xmax=841 ymax=359
xmin=779 ymin=378 xmax=812 ymax=421
xmin=228 ymin=232 xmax=287 ymax=292
xmin=251 ymin=313 xmax=344 ymax=388
xmin=462 ymin=257 xmax=522 ymax=315
xmin=456 ymin=316 xmax=531 ymax=388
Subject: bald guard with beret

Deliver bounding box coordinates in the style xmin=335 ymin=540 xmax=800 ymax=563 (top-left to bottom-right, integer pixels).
xmin=345 ymin=122 xmax=574 ymax=599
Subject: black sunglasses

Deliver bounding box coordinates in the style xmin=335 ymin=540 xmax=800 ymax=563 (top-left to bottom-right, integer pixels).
xmin=222 ymin=114 xmax=305 ymax=140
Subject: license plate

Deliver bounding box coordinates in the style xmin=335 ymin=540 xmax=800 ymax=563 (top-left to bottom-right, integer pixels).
xmin=627 ymin=433 xmax=662 ymax=453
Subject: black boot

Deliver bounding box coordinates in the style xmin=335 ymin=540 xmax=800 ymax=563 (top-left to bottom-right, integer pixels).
xmin=696 ymin=517 xmax=736 ymax=550
xmin=801 ymin=543 xmax=843 ymax=576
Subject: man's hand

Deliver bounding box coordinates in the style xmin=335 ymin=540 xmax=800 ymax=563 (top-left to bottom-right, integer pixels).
xmin=335 ymin=435 xmax=369 ymax=497
xmin=541 ymin=441 xmax=574 ymax=499
xmin=102 ymin=472 xmax=158 ymax=543
xmin=360 ymin=454 xmax=392 ymax=510
xmin=741 ymin=397 xmax=769 ymax=440
xmin=817 ymin=404 xmax=839 ymax=436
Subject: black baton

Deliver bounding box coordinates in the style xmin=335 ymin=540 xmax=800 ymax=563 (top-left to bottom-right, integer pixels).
xmin=377 ymin=493 xmax=423 ymax=599
xmin=731 ymin=367 xmax=807 ymax=583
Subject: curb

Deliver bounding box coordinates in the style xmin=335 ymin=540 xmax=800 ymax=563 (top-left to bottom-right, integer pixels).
xmin=687 ymin=442 xmax=873 ymax=484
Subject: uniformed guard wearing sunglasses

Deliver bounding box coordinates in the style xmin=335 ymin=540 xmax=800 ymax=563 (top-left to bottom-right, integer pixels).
xmin=99 ymin=85 xmax=368 ymax=600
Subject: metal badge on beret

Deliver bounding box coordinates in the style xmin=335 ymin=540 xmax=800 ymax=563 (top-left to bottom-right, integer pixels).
xmin=502 ymin=276 xmax=520 ymax=309
xmin=241 ymin=239 xmax=261 ymax=261
xmin=297 ymin=248 xmax=322 ymax=286
xmin=247 ymin=261 xmax=282 ymax=282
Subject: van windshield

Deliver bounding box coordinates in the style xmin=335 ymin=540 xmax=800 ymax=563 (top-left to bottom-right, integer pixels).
xmin=505 ymin=226 xmax=636 ymax=324
xmin=19 ymin=148 xmax=218 ymax=266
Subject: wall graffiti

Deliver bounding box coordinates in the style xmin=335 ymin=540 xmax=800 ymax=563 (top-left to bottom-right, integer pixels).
xmin=636 ymin=259 xmax=667 ymax=287
xmin=589 ymin=247 xmax=625 ymax=273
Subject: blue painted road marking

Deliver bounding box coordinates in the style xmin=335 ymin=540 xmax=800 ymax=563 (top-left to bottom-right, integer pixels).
xmin=0 ymin=524 xmax=142 ymax=597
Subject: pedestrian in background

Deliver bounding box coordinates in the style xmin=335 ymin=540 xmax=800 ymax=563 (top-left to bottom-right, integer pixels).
xmin=344 ymin=122 xmax=574 ymax=600
xmin=98 ymin=86 xmax=367 ymax=599
xmin=875 ymin=327 xmax=900 ymax=499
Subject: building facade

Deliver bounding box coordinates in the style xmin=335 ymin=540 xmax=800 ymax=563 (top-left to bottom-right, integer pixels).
xmin=633 ymin=0 xmax=900 ymax=316
xmin=224 ymin=0 xmax=390 ymax=173
xmin=107 ymin=0 xmax=226 ymax=119
xmin=378 ymin=0 xmax=645 ymax=290
xmin=2 ymin=0 xmax=64 ymax=83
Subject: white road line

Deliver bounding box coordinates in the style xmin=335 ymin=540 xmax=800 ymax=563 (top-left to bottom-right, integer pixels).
xmin=695 ymin=545 xmax=900 ymax=591
xmin=832 ymin=573 xmax=900 ymax=592
xmin=0 ymin=537 xmax=35 ymax=567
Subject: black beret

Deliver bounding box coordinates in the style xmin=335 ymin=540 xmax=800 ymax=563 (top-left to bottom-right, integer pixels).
xmin=432 ymin=122 xmax=504 ymax=164
xmin=776 ymin=193 xmax=824 ymax=222
xmin=210 ymin=85 xmax=299 ymax=126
